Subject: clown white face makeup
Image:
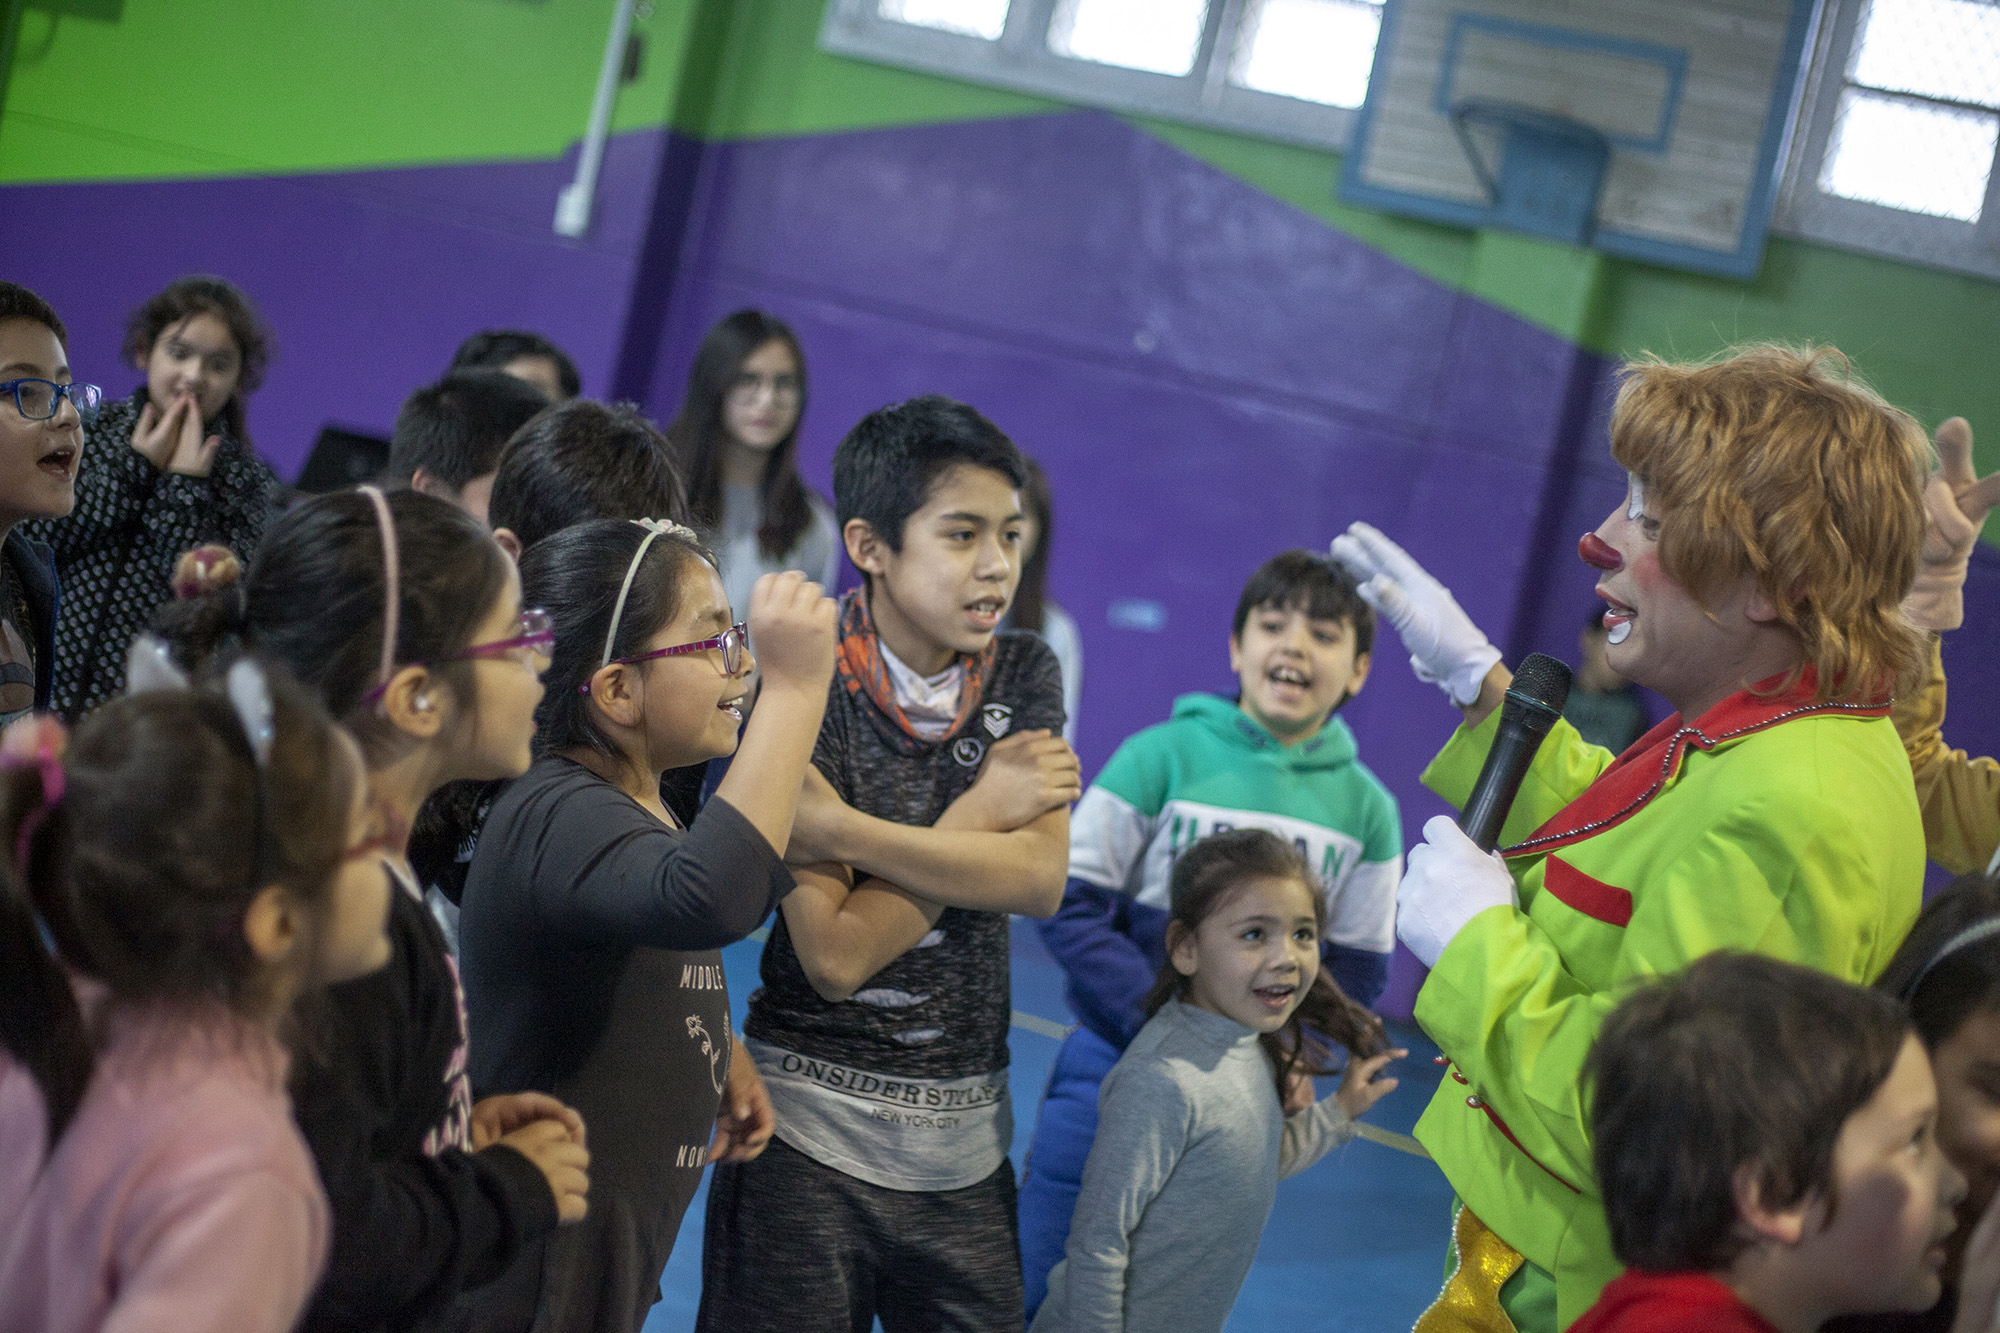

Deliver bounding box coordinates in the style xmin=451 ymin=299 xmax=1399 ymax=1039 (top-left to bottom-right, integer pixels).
xmin=1625 ymin=470 xmax=1648 ymax=522
xmin=1605 ymin=472 xmax=1652 ymax=646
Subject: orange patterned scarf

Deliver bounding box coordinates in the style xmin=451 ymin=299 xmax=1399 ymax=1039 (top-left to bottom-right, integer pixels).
xmin=834 ymin=588 xmax=995 ymax=752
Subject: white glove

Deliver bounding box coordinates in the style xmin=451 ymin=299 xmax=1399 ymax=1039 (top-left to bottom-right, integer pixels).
xmin=1330 ymin=522 xmax=1502 ymax=706
xmin=1397 ymin=815 xmax=1517 ymax=969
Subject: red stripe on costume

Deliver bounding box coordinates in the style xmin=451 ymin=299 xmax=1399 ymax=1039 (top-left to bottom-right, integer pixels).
xmin=1542 ymin=857 xmax=1633 ymax=928
xmin=1474 ymin=1096 xmax=1582 ymax=1194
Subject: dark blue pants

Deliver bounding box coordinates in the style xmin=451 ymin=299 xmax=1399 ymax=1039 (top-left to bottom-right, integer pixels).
xmin=1016 ymin=1025 xmax=1123 ymax=1320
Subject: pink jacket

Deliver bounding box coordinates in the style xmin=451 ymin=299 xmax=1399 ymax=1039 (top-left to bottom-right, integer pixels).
xmin=0 ymin=989 xmax=329 ymax=1333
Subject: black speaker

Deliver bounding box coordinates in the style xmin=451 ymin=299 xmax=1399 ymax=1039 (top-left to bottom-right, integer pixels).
xmin=294 ymin=425 xmax=391 ymax=495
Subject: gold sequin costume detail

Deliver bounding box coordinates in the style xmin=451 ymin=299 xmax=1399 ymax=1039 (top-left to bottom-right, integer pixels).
xmin=1412 ymin=1205 xmax=1521 ymax=1333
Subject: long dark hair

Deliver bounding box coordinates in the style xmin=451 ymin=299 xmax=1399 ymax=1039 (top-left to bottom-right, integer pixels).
xmin=0 ymin=671 xmax=356 ymax=1150
xmin=1144 ymin=828 xmax=1387 ymax=1098
xmin=153 ymin=490 xmax=511 ymax=752
xmin=667 ymin=310 xmax=815 ymax=561
xmin=122 ymin=275 xmax=272 ymax=448
xmin=523 ymin=519 xmax=715 ymax=767
xmin=1011 ymin=455 xmax=1052 ymax=635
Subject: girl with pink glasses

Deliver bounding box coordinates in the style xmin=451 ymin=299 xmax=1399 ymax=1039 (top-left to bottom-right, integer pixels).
xmin=155 ymin=487 xmax=590 ymax=1333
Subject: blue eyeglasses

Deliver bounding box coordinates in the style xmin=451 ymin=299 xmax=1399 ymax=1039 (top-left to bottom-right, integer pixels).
xmin=2 ymin=379 xmax=101 ymax=426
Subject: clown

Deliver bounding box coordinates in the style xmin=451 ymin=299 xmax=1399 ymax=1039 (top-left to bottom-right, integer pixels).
xmin=1332 ymin=346 xmax=1932 ymax=1332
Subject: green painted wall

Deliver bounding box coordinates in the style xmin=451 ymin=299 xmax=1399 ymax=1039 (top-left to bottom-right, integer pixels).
xmin=8 ymin=0 xmax=2000 ymax=480
xmin=0 ymin=0 xmax=697 ymax=180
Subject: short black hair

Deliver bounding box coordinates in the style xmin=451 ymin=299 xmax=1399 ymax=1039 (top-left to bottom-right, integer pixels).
xmin=487 ymin=400 xmax=688 ymax=550
xmin=1587 ymin=952 xmax=1911 ymax=1274
xmin=1231 ymin=550 xmax=1375 ymax=657
xmin=0 ymin=281 xmax=66 ymax=347
xmin=450 ymin=329 xmax=581 ymax=399
xmin=384 ymin=370 xmax=550 ymax=491
xmin=832 ymin=395 xmax=1025 ymax=557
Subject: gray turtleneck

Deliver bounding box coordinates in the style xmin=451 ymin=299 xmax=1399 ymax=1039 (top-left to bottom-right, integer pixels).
xmin=1031 ymin=999 xmax=1358 ymax=1333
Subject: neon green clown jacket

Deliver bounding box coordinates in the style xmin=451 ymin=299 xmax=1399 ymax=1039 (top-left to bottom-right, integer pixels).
xmin=1415 ymin=674 xmax=1923 ymax=1329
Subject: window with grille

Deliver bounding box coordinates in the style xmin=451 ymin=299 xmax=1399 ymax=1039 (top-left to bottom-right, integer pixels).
xmin=1780 ymin=0 xmax=2000 ymax=279
xmin=819 ymin=0 xmax=1388 ymax=150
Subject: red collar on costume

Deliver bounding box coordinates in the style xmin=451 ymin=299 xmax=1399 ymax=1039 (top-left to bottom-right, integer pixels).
xmin=1501 ymin=667 xmax=1888 ymax=860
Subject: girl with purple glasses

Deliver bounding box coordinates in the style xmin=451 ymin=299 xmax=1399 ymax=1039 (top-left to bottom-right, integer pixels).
xmin=450 ymin=517 xmax=836 ymax=1332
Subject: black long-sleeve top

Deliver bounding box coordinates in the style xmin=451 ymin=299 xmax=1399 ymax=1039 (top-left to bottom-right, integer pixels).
xmin=453 ymin=757 xmax=793 ymax=1331
xmin=294 ymin=874 xmax=558 ymax=1333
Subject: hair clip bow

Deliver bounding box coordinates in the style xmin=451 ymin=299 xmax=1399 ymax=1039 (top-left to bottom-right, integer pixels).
xmin=601 ymin=518 xmax=700 ymax=668
xmin=632 ymin=517 xmax=699 ymax=544
xmin=125 ymin=633 xmax=274 ymax=768
xmin=225 ymin=659 xmax=276 ymax=768
xmin=0 ymin=714 xmax=67 ymax=802
xmin=125 ymin=632 xmax=192 ymax=695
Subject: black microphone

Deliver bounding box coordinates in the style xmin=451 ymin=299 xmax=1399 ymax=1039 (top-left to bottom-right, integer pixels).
xmin=1460 ymin=652 xmax=1573 ymax=852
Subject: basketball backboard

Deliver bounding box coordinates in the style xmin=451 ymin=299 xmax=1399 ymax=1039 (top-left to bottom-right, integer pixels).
xmin=1340 ymin=0 xmax=1819 ymax=278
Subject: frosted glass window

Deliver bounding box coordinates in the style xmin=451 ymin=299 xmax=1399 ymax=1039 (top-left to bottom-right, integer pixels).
xmin=1049 ymin=0 xmax=1210 ymax=77
xmin=1820 ymin=89 xmax=1998 ymax=221
xmin=822 ymin=0 xmax=1369 ymax=157
xmin=1851 ymin=0 xmax=2000 ymax=108
xmin=1227 ymin=0 xmax=1383 ymax=108
xmin=878 ymin=0 xmax=1009 ymax=41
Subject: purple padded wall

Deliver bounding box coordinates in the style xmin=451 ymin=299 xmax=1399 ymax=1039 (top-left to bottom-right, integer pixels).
xmin=642 ymin=112 xmax=1621 ymax=1014
xmin=9 ymin=112 xmax=1999 ymax=1014
xmin=0 ymin=129 xmax=687 ymax=475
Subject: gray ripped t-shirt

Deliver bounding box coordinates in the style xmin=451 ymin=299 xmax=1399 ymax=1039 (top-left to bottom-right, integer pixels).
xmin=745 ymin=630 xmax=1066 ymax=1191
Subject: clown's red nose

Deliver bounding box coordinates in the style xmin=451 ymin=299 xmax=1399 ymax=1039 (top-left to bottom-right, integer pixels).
xmin=1579 ymin=533 xmax=1621 ymax=570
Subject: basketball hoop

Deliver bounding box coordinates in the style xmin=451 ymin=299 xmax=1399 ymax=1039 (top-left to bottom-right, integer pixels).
xmin=1448 ymin=98 xmax=1611 ymax=246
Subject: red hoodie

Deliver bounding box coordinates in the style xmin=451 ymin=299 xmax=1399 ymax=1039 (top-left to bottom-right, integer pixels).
xmin=1569 ymin=1271 xmax=1780 ymax=1333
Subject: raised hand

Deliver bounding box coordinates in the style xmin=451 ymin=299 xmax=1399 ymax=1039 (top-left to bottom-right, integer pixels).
xmin=132 ymin=393 xmax=222 ymax=477
xmin=746 ymin=570 xmax=836 ymax=698
xmin=1329 ymin=522 xmax=1501 ymax=706
xmin=131 ymin=396 xmax=191 ymax=471
xmin=956 ymin=729 xmax=1082 ymax=832
xmin=1908 ymin=418 xmax=2000 ymax=632
xmin=1335 ymin=1047 xmax=1406 ymax=1120
xmin=167 ymin=413 xmax=223 ymax=476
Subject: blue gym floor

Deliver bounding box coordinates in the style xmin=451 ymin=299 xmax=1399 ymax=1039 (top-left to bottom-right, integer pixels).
xmin=644 ymin=919 xmax=1454 ymax=1331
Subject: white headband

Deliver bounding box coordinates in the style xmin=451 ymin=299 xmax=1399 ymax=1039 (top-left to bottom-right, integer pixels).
xmin=357 ymin=485 xmax=400 ymax=693
xmin=1902 ymin=917 xmax=2000 ymax=1001
xmin=600 ymin=518 xmax=698 ymax=669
